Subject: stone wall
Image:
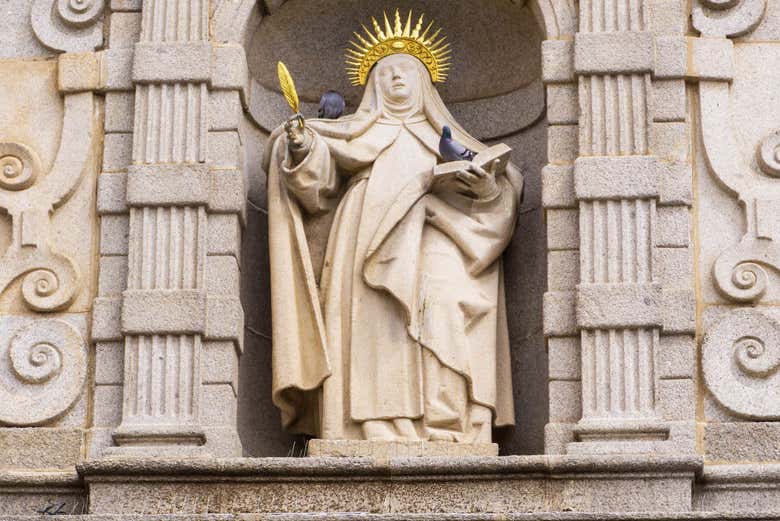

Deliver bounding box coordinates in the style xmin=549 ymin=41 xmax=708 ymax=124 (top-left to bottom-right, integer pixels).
xmin=0 ymin=0 xmax=779 ymax=517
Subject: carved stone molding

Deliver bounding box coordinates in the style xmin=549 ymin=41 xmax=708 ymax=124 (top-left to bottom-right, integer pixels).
xmin=0 ymin=318 xmax=88 ymax=426
xmin=703 ymin=309 xmax=780 ymax=419
xmin=31 ymin=0 xmax=105 ymax=53
xmin=692 ymin=0 xmax=767 ymax=37
xmin=0 ymin=92 xmax=96 ymax=312
xmin=699 ymin=70 xmax=780 ymax=302
xmin=713 ymin=237 xmax=780 ymax=302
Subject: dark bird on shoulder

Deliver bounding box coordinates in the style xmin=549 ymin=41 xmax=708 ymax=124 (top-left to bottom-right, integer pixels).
xmin=318 ymin=90 xmax=345 ymax=119
xmin=439 ymin=125 xmax=476 ymax=162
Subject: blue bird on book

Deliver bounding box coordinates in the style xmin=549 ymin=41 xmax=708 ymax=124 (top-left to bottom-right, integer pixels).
xmin=439 ymin=125 xmax=476 ymax=162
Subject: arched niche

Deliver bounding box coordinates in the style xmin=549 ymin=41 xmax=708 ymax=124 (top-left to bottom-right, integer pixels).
xmin=219 ymin=0 xmax=577 ymax=456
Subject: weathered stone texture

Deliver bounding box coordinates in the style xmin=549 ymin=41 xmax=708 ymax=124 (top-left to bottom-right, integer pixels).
xmin=0 ymin=0 xmax=776 ymax=516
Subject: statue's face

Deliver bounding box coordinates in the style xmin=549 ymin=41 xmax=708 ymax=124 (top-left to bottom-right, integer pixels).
xmin=375 ymin=54 xmax=420 ymax=103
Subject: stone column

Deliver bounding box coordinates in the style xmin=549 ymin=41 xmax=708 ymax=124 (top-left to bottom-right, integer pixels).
xmin=561 ymin=0 xmax=694 ymax=453
xmin=103 ymin=0 xmax=246 ymax=457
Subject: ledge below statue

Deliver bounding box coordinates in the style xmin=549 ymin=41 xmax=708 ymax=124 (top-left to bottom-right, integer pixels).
xmin=76 ymin=455 xmax=701 ymax=515
xmin=306 ymin=439 xmax=499 ymax=457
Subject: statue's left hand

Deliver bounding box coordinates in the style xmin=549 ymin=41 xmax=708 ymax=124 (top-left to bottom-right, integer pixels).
xmin=454 ymin=159 xmax=501 ymax=200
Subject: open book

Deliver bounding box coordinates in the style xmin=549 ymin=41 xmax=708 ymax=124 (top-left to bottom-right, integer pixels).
xmin=432 ymin=143 xmax=512 ymax=193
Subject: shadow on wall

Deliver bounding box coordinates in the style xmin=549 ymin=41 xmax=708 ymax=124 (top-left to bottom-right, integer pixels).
xmin=238 ymin=0 xmax=549 ymax=456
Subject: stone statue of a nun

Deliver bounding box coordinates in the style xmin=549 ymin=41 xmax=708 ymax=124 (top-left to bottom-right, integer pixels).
xmin=263 ymin=10 xmax=522 ymax=445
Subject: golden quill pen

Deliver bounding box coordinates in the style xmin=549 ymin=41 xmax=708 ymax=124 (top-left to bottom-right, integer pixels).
xmin=277 ymin=61 xmax=305 ymax=128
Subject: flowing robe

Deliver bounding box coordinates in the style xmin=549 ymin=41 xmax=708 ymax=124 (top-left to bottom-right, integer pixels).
xmin=267 ymin=113 xmax=519 ymax=439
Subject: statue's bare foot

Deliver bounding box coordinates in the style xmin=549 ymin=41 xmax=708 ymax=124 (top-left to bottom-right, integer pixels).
xmin=393 ymin=418 xmax=419 ymax=440
xmin=362 ymin=420 xmax=396 ymax=441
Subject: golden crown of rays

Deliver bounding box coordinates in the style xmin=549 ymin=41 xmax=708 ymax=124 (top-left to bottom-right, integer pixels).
xmin=346 ymin=9 xmax=451 ymax=86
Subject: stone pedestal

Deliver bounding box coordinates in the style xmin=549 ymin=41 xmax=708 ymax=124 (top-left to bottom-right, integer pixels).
xmin=77 ymin=455 xmax=700 ymax=515
xmin=307 ymin=439 xmax=499 ymax=457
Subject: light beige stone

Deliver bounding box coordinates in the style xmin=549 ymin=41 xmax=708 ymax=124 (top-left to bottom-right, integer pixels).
xmin=104 ymin=92 xmax=135 ymax=133
xmin=206 ymin=255 xmax=240 ymax=295
xmin=92 ymin=385 xmax=123 ymax=428
xmin=58 ymin=52 xmax=101 ymax=93
xmin=94 ymin=342 xmax=123 ymax=386
xmin=209 ymin=91 xmax=243 ymax=131
xmin=264 ymin=53 xmax=520 ymax=446
xmin=657 ymin=206 xmax=691 ymax=247
xmin=108 ymin=12 xmax=142 ymax=49
xmin=703 ymin=308 xmax=780 ymax=419
xmin=543 ymin=291 xmax=578 ymax=337
xmin=661 ymin=289 xmax=696 ymax=333
xmin=658 ymin=379 xmax=696 ymax=421
xmin=656 ymin=246 xmax=694 ymax=289
xmin=96 ymin=172 xmax=128 ymax=214
xmin=704 ymin=423 xmax=780 ymax=461
xmin=0 ymin=428 xmax=83 ymax=469
xmin=542 ymin=40 xmax=575 ymax=83
xmin=574 ymin=32 xmax=654 ymax=74
xmin=2 ymin=0 xmax=779 ymax=512
xmin=308 ymin=439 xmax=499 ymax=457
xmin=99 ymin=215 xmax=130 ymax=255
xmin=547 ymin=250 xmax=579 ymax=290
xmin=102 ymin=133 xmax=133 ymax=171
xmin=658 ymin=334 xmax=695 ymax=379
xmin=548 ymin=337 xmax=581 ymax=380
xmin=654 ymin=36 xmax=687 ymax=79
xmin=97 ymin=256 xmax=128 ymax=297
xmin=78 ymin=455 xmax=700 ymax=514
xmin=546 ymin=84 xmax=578 ymax=125
xmin=547 ymin=124 xmax=579 ymax=162
xmin=101 ymin=48 xmax=134 ymax=91
xmin=653 ymin=79 xmax=687 ymax=122
xmin=546 ymin=208 xmax=579 ymax=250
xmin=650 ymin=121 xmax=689 ymax=162
xmin=548 ymin=381 xmax=582 ymax=422
xmin=542 ymin=164 xmax=575 ymax=209
xmin=0 ymin=316 xmax=88 ymax=426
xmin=208 ymin=130 xmax=242 ymax=169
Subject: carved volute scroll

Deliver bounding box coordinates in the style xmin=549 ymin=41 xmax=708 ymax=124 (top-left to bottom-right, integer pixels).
xmin=703 ymin=309 xmax=780 ymax=419
xmin=757 ymin=131 xmax=780 ymax=178
xmin=31 ymin=0 xmax=105 ymax=53
xmin=0 ymin=318 xmax=88 ymax=425
xmin=704 ymin=115 xmax=780 ymax=302
xmin=0 ymin=92 xmax=95 ymax=312
xmin=693 ymin=0 xmax=779 ymax=305
xmin=692 ymin=0 xmax=767 ymax=37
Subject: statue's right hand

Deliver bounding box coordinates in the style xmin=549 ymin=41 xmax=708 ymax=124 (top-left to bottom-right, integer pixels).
xmin=284 ymin=115 xmax=308 ymax=150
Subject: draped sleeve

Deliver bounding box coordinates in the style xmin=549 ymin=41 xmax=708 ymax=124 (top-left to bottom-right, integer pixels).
xmin=424 ymin=171 xmax=521 ymax=276
xmin=267 ymin=129 xmax=335 ymax=434
xmin=280 ymin=130 xmax=339 ymax=215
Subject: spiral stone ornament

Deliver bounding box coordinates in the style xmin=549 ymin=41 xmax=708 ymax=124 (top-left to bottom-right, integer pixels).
xmin=700 ymin=0 xmax=740 ymax=9
xmin=757 ymin=131 xmax=780 ymax=178
xmin=57 ymin=0 xmax=104 ymax=27
xmin=0 ymin=319 xmax=87 ymax=426
xmin=692 ymin=0 xmax=767 ymax=37
xmin=20 ymin=257 xmax=80 ymax=312
xmin=703 ymin=309 xmax=780 ymax=419
xmin=712 ymin=239 xmax=780 ymax=303
xmin=0 ymin=142 xmax=40 ymax=191
xmin=31 ymin=0 xmax=105 ymax=52
xmin=734 ymin=336 xmax=780 ymax=377
xmin=730 ymin=261 xmax=768 ymax=300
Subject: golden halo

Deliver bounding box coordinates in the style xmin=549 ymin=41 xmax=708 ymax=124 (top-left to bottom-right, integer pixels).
xmin=345 ymin=9 xmax=451 ymax=86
